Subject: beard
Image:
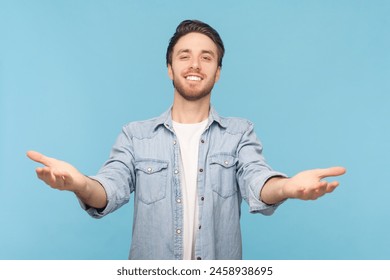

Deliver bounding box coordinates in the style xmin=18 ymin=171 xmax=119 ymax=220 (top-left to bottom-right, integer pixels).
xmin=172 ymin=70 xmax=217 ymax=101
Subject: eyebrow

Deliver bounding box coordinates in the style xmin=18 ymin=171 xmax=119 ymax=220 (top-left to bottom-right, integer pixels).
xmin=176 ymin=49 xmax=216 ymax=57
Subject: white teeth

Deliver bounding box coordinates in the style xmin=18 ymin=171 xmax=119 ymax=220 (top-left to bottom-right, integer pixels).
xmin=186 ymin=76 xmax=201 ymax=81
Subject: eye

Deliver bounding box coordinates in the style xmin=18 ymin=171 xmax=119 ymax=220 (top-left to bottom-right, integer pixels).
xmin=179 ymin=55 xmax=190 ymax=60
xmin=202 ymin=55 xmax=212 ymax=61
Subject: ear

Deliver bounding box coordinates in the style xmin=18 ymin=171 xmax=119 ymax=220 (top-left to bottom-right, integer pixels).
xmin=167 ymin=64 xmax=173 ymax=80
xmin=214 ymin=66 xmax=221 ymax=83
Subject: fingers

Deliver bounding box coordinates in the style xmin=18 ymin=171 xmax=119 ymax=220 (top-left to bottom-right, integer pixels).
xmin=27 ymin=150 xmax=52 ymax=166
xmin=296 ymin=181 xmax=339 ymax=200
xmin=35 ymin=167 xmax=69 ymax=190
xmin=326 ymin=181 xmax=339 ymax=193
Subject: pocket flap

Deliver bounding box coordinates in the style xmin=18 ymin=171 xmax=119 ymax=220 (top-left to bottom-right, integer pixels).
xmin=135 ymin=159 xmax=168 ymax=174
xmin=209 ymin=154 xmax=237 ymax=168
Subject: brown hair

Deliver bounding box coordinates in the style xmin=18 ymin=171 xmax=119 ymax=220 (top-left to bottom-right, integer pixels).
xmin=166 ymin=20 xmax=225 ymax=67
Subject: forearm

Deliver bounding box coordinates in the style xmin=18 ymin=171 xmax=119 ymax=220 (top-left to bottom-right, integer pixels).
xmin=74 ymin=177 xmax=107 ymax=209
xmin=260 ymin=176 xmax=289 ymax=205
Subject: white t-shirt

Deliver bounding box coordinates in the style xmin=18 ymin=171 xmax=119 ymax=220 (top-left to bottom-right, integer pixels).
xmin=172 ymin=119 xmax=208 ymax=260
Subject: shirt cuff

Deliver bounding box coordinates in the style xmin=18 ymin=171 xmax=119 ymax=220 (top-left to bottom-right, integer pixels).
xmin=248 ymin=171 xmax=287 ymax=215
xmin=77 ymin=176 xmax=117 ymax=219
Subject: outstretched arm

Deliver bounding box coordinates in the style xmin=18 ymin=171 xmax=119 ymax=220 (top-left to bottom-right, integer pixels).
xmin=27 ymin=150 xmax=107 ymax=209
xmin=260 ymin=166 xmax=347 ymax=204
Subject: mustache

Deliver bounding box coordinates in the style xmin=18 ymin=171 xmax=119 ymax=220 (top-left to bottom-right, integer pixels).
xmin=183 ymin=69 xmax=205 ymax=79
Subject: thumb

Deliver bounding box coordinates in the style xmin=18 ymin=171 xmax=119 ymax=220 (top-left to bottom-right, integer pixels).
xmin=27 ymin=150 xmax=52 ymax=167
xmin=316 ymin=166 xmax=347 ymax=179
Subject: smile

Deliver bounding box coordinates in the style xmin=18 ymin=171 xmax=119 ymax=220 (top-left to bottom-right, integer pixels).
xmin=185 ymin=75 xmax=202 ymax=81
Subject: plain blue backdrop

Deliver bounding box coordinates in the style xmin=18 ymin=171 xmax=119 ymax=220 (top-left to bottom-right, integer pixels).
xmin=1 ymin=0 xmax=389 ymax=259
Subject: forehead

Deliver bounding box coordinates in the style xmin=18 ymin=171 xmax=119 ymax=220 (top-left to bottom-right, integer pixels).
xmin=173 ymin=32 xmax=218 ymax=54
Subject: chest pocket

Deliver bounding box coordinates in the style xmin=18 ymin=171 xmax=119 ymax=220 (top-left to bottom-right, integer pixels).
xmin=135 ymin=159 xmax=169 ymax=204
xmin=209 ymin=154 xmax=238 ymax=198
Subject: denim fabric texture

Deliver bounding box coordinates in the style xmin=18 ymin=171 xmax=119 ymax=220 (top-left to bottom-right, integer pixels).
xmin=81 ymin=106 xmax=286 ymax=259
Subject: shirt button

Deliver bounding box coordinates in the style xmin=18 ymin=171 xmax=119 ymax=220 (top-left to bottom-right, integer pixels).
xmin=198 ymin=225 xmax=201 ymax=230
xmin=147 ymin=167 xmax=152 ymax=173
xmin=176 ymin=229 xmax=181 ymax=234
xmin=197 ymin=257 xmax=202 ymax=260
xmin=201 ymin=196 xmax=204 ymax=201
xmin=224 ymin=160 xmax=229 ymax=165
xmin=176 ymin=198 xmax=181 ymax=203
xmin=199 ymin=168 xmax=203 ymax=172
xmin=174 ymin=169 xmax=179 ymax=174
xmin=173 ymin=140 xmax=177 ymax=145
xmin=200 ymin=139 xmax=205 ymax=143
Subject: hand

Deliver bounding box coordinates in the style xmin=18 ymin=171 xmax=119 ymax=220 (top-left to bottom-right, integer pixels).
xmin=27 ymin=150 xmax=87 ymax=192
xmin=282 ymin=167 xmax=346 ymax=200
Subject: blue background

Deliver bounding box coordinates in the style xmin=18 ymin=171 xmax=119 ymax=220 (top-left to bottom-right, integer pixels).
xmin=1 ymin=0 xmax=389 ymax=259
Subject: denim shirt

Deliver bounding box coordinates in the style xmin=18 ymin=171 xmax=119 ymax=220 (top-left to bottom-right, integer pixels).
xmin=82 ymin=106 xmax=286 ymax=260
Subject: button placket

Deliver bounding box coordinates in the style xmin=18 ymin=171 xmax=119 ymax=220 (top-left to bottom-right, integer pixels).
xmin=172 ymin=132 xmax=183 ymax=260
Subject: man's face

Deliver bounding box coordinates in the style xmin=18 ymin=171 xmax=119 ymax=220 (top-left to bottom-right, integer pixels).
xmin=168 ymin=32 xmax=221 ymax=101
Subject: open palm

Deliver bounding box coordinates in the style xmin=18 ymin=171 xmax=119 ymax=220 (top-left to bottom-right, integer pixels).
xmin=282 ymin=167 xmax=346 ymax=200
xmin=27 ymin=150 xmax=87 ymax=192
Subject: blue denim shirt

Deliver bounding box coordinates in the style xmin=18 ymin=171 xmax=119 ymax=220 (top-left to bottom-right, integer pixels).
xmin=82 ymin=106 xmax=286 ymax=260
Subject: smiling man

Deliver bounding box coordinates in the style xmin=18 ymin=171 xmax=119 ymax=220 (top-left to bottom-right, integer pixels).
xmin=27 ymin=20 xmax=346 ymax=260
xmin=168 ymin=32 xmax=221 ymax=103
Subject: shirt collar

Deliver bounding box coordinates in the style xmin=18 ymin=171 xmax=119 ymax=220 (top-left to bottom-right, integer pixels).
xmin=208 ymin=105 xmax=227 ymax=129
xmin=153 ymin=104 xmax=227 ymax=132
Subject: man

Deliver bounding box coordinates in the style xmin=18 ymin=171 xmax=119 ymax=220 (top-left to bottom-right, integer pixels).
xmin=27 ymin=20 xmax=346 ymax=260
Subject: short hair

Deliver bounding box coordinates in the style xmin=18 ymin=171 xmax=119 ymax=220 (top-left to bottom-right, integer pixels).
xmin=166 ymin=19 xmax=225 ymax=67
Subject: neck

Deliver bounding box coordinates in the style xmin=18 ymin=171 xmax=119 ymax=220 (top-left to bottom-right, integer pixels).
xmin=171 ymin=92 xmax=210 ymax=123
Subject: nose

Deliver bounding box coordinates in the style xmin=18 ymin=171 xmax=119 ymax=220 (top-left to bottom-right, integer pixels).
xmin=189 ymin=57 xmax=200 ymax=71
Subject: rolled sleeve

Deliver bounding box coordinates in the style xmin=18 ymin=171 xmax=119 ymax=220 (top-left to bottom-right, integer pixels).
xmin=78 ymin=175 xmax=124 ymax=218
xmin=79 ymin=126 xmax=135 ymax=218
xmin=248 ymin=171 xmax=287 ymax=215
xmin=236 ymin=121 xmax=287 ymax=215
